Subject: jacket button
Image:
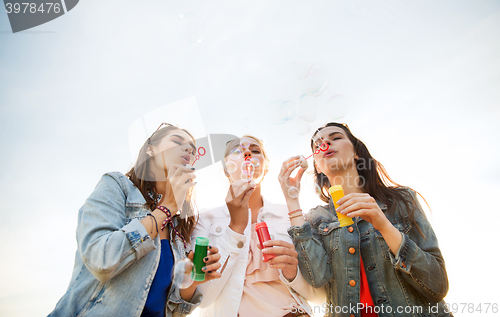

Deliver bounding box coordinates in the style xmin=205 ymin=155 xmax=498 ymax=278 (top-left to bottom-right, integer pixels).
xmin=402 ymin=261 xmax=407 ymax=268
xmin=349 ymin=280 xmax=356 ymax=287
xmin=216 ymin=227 xmax=222 ymax=233
xmin=348 ymin=227 xmax=354 ymax=233
xmin=349 ymin=247 xmax=355 ymax=254
xmin=323 ymin=228 xmax=328 ymax=232
xmin=237 ymin=241 xmax=244 ymax=248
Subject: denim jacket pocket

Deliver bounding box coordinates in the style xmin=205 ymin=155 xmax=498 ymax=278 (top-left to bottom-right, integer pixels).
xmin=375 ymin=219 xmax=411 ymax=260
xmin=317 ymin=220 xmax=341 ymax=255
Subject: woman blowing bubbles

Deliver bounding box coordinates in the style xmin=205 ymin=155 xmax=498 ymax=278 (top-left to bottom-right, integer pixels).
xmin=278 ymin=123 xmax=452 ymax=317
xmin=192 ymin=135 xmax=325 ymax=317
xmin=48 ymin=123 xmax=221 ymax=317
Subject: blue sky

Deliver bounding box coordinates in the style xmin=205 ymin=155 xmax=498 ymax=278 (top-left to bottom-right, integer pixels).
xmin=1 ymin=1 xmax=500 ymax=316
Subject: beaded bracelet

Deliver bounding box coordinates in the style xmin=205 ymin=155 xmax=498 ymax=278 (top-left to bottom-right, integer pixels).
xmin=156 ymin=205 xmax=187 ymax=248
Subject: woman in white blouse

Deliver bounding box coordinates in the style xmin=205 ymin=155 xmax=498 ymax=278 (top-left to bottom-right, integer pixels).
xmin=192 ymin=135 xmax=325 ymax=317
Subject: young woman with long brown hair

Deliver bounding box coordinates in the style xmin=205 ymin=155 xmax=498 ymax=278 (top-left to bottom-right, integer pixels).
xmin=278 ymin=122 xmax=452 ymax=317
xmin=48 ymin=123 xmax=221 ymax=317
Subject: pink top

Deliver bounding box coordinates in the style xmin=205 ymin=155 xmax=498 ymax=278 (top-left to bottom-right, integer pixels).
xmin=238 ymin=224 xmax=298 ymax=317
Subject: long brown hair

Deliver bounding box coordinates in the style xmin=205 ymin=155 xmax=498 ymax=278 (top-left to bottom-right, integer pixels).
xmin=311 ymin=122 xmax=428 ymax=236
xmin=126 ymin=125 xmax=197 ymax=243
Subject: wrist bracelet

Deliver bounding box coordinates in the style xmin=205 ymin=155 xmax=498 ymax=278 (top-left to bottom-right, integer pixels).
xmin=289 ymin=213 xmax=303 ymax=220
xmin=288 ymin=208 xmax=302 ymax=215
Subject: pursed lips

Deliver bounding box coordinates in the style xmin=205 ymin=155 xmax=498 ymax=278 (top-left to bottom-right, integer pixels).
xmin=181 ymin=154 xmax=191 ymax=164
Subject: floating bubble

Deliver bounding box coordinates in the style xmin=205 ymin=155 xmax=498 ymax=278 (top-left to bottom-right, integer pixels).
xmin=241 ymin=170 xmax=253 ymax=181
xmin=172 ymin=258 xmax=194 ymax=289
xmin=251 ymin=158 xmax=260 ymax=168
xmin=324 ymin=94 xmax=349 ymax=119
xmin=230 ymin=148 xmax=242 ymax=160
xmin=297 ymin=94 xmax=319 ymax=123
xmin=241 ymin=161 xmax=255 ymax=174
xmin=301 ymin=64 xmax=328 ymax=97
xmin=294 ymin=116 xmax=312 ymax=136
xmin=240 ymin=138 xmax=251 ymax=149
xmin=225 ymin=161 xmax=237 ymax=173
xmin=320 ymin=142 xmax=329 ymax=151
xmin=177 ymin=13 xmax=203 ymax=45
xmin=288 ymin=187 xmax=299 ymax=199
xmin=268 ymin=100 xmax=296 ymax=125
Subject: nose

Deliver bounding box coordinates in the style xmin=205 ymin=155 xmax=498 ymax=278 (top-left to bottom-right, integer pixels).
xmin=243 ymin=150 xmax=252 ymax=161
xmin=182 ymin=144 xmax=193 ymax=155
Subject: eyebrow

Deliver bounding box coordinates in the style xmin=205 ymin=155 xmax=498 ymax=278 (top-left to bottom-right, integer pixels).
xmin=171 ymin=134 xmax=196 ymax=153
xmin=328 ymin=132 xmax=344 ymax=138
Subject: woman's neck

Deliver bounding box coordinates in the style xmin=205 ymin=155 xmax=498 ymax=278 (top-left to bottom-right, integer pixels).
xmin=249 ymin=185 xmax=264 ymax=223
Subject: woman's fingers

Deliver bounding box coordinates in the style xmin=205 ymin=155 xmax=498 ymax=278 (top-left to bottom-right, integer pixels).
xmin=268 ymin=254 xmax=298 ymax=266
xmin=262 ymin=246 xmax=298 ymax=258
xmin=202 ymin=261 xmax=221 ymax=273
xmin=203 ymin=252 xmax=221 ymax=265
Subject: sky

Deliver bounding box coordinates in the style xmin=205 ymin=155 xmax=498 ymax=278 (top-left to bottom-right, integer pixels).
xmin=1 ymin=0 xmax=500 ymax=316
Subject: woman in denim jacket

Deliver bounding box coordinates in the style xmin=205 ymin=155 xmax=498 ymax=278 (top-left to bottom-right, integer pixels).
xmin=278 ymin=122 xmax=452 ymax=317
xmin=48 ymin=123 xmax=221 ymax=317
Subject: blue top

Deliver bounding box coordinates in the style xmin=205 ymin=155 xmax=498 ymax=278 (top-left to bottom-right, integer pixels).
xmin=142 ymin=239 xmax=175 ymax=316
xmin=142 ymin=239 xmax=175 ymax=317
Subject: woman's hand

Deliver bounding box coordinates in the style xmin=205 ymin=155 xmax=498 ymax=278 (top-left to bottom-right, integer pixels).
xmin=180 ymin=246 xmax=222 ymax=301
xmin=336 ymin=193 xmax=403 ymax=254
xmin=260 ymin=240 xmax=298 ymax=281
xmin=278 ymin=156 xmax=306 ymax=203
xmin=336 ymin=193 xmax=391 ymax=231
xmin=226 ymin=179 xmax=256 ymax=234
xmin=167 ymin=164 xmax=196 ymax=211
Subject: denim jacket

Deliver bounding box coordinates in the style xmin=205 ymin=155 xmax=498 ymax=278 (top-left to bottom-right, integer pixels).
xmin=48 ymin=172 xmax=202 ymax=317
xmin=288 ymin=188 xmax=452 ymax=317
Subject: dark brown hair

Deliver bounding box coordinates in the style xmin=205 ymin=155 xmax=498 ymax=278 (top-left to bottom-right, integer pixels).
xmin=126 ymin=125 xmax=197 ymax=243
xmin=311 ymin=122 xmax=428 ymax=236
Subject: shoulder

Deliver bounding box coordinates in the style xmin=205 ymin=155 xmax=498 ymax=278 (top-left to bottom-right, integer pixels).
xmin=197 ymin=205 xmax=229 ymax=223
xmin=94 ymin=172 xmax=143 ymax=203
xmin=305 ymin=204 xmax=335 ymax=226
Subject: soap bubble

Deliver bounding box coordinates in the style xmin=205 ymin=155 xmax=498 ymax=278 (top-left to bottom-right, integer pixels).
xmin=324 ymin=94 xmax=349 ymax=119
xmin=241 ymin=160 xmax=255 ymax=173
xmin=297 ymin=94 xmax=319 ymax=122
xmin=178 ymin=13 xmax=203 ymax=45
xmin=225 ymin=161 xmax=237 ymax=173
xmin=301 ymin=64 xmax=328 ymax=97
xmin=241 ymin=170 xmax=253 ymax=181
xmin=288 ymin=187 xmax=299 ymax=198
xmin=230 ymin=148 xmax=242 ymax=160
xmin=251 ymin=158 xmax=260 ymax=168
xmin=240 ymin=138 xmax=251 ymax=149
xmin=172 ymin=258 xmax=194 ymax=289
xmin=268 ymin=100 xmax=296 ymax=125
xmin=319 ymin=142 xmax=329 ymax=151
xmin=294 ymin=116 xmax=312 ymax=136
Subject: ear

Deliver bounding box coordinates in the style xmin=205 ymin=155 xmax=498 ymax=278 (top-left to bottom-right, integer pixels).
xmin=354 ymin=154 xmax=359 ymax=160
